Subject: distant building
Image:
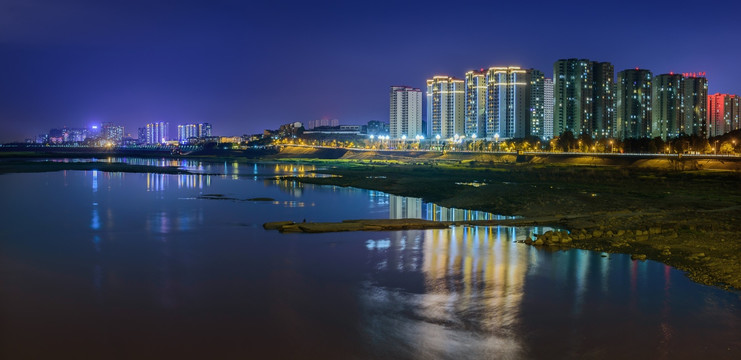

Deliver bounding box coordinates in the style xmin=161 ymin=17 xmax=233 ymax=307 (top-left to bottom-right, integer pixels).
xmin=708 ymin=93 xmax=740 ymax=136
xmin=177 ymin=123 xmax=212 ymax=143
xmin=553 ymin=59 xmax=615 ymax=137
xmin=652 ymin=73 xmax=684 ymax=140
xmin=199 ymin=123 xmax=212 ymax=137
xmin=307 ymin=119 xmax=339 ymax=130
xmin=178 ymin=124 xmax=198 ymax=143
xmin=616 ymin=68 xmax=652 ymax=139
xmin=48 ymin=128 xmax=64 ymax=144
xmin=137 ymin=127 xmax=147 ymax=144
xmin=101 ymin=122 xmax=124 ymax=144
xmin=145 ymin=122 xmax=168 ymax=144
xmin=366 ymin=120 xmax=389 ymax=135
xmin=303 ymin=125 xmax=361 ymax=135
xmin=464 ymin=70 xmax=487 ymax=138
xmin=390 ymin=85 xmax=423 ymax=139
xmin=544 ymin=78 xmax=554 ymax=139
xmin=278 ymin=122 xmax=304 ymax=137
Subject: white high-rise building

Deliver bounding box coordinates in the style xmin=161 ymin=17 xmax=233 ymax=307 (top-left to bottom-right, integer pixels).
xmin=177 ymin=122 xmax=213 ymax=143
xmin=145 ymin=122 xmax=168 ymax=144
xmin=427 ymin=76 xmax=465 ymax=139
xmin=464 ymin=70 xmax=487 ymax=138
xmin=485 ymin=67 xmax=533 ymax=139
xmin=544 ymin=78 xmax=554 ymax=139
xmin=178 ymin=124 xmax=198 ymax=143
xmin=389 ymin=86 xmax=422 ymax=139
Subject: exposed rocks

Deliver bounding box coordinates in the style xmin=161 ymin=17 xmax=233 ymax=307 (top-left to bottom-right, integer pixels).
xmin=532 ymin=230 xmax=573 ymax=246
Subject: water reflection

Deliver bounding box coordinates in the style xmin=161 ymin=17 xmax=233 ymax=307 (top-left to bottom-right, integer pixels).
xmin=387 ymin=193 xmax=511 ymax=221
xmin=362 ymin=226 xmax=549 ymax=358
xmin=176 ymin=174 xmax=210 ymax=189
xmin=272 ymin=178 xmax=304 ymax=197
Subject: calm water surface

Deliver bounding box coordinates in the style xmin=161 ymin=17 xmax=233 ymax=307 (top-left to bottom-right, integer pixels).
xmin=0 ymin=159 xmax=739 ymax=359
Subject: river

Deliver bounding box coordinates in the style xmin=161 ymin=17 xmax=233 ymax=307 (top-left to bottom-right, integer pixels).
xmin=0 ymin=159 xmax=738 ymax=359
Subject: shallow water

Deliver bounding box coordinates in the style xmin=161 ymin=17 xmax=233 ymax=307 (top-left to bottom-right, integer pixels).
xmin=0 ymin=160 xmax=739 ymax=359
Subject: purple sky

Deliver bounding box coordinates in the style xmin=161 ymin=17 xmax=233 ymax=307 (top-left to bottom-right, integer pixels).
xmin=1 ymin=0 xmax=739 ymax=142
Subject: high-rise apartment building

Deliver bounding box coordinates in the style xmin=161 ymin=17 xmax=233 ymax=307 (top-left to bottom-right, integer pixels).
xmin=652 ymin=73 xmax=684 ymax=140
xmin=199 ymin=123 xmax=212 ymax=137
xmin=544 ymin=78 xmax=554 ymax=139
xmin=101 ymin=122 xmax=124 ymax=144
xmin=177 ymin=122 xmax=213 ymax=143
xmin=593 ymin=62 xmax=615 ymax=137
xmin=530 ymin=70 xmax=545 ymax=138
xmin=145 ymin=122 xmax=168 ymax=144
xmin=464 ymin=70 xmax=487 ymax=138
xmin=426 ymin=76 xmax=464 ymax=139
xmin=553 ymin=59 xmax=614 ymax=137
xmin=390 ymin=86 xmax=422 ymax=139
xmin=485 ymin=67 xmax=535 ymax=139
xmin=137 ymin=127 xmax=147 ymax=144
xmin=708 ymin=93 xmax=741 ymax=136
xmin=178 ymin=124 xmax=198 ymax=143
xmin=553 ymin=59 xmax=593 ymax=136
xmin=616 ymin=68 xmax=652 ymax=139
xmin=682 ymin=75 xmax=708 ymax=137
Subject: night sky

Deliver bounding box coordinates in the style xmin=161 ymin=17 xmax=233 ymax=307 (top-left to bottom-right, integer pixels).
xmin=1 ymin=0 xmax=739 ymax=142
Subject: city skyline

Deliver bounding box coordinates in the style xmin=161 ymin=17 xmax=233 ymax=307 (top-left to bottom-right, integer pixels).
xmin=1 ymin=0 xmax=740 ymax=142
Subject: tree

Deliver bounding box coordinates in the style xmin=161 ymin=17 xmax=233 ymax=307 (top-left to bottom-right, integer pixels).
xmin=556 ymin=131 xmax=576 ymax=152
xmin=720 ymin=141 xmax=734 ymax=154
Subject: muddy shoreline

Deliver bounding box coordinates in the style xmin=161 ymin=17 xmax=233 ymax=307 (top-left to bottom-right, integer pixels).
xmin=282 ymin=162 xmax=741 ymax=290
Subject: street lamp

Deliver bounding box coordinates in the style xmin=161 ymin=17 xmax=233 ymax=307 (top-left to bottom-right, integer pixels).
xmin=471 ymin=134 xmax=477 ymax=152
xmin=494 ymin=133 xmax=499 ymax=151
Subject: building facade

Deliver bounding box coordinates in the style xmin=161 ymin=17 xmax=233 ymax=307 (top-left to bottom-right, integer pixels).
xmin=307 ymin=118 xmax=339 ymax=130
xmin=464 ymin=70 xmax=487 ymax=138
xmin=616 ymin=68 xmax=652 ymax=139
xmin=553 ymin=59 xmax=593 ymax=136
xmin=485 ymin=67 xmax=534 ymax=139
xmin=553 ymin=59 xmax=614 ymax=138
xmin=101 ymin=122 xmax=124 ymax=144
xmin=682 ymin=75 xmax=708 ymax=137
xmin=708 ymin=93 xmax=741 ymax=136
xmin=426 ymin=77 xmax=464 ymax=139
xmin=592 ymin=62 xmax=615 ymax=138
xmin=145 ymin=122 xmax=168 ymax=144
xmin=530 ymin=70 xmax=545 ymax=138
xmin=178 ymin=124 xmax=198 ymax=143
xmin=366 ymin=120 xmax=389 ymax=135
xmin=544 ymin=78 xmax=554 ymax=139
xmin=652 ymin=73 xmax=684 ymax=140
xmin=389 ymin=86 xmax=423 ymax=139
xmin=177 ymin=123 xmax=213 ymax=143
